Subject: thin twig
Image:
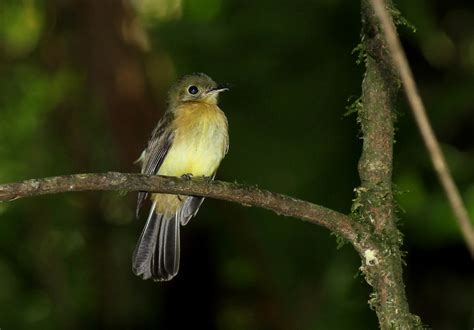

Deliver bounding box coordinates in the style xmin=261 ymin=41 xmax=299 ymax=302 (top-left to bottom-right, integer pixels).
xmin=0 ymin=172 xmax=362 ymax=244
xmin=369 ymin=0 xmax=474 ymax=257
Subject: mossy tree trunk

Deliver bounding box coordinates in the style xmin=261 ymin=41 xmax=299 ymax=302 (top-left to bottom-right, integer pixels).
xmin=352 ymin=1 xmax=422 ymax=328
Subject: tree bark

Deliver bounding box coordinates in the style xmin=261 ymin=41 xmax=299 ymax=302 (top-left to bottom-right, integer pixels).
xmin=353 ymin=1 xmax=422 ymax=328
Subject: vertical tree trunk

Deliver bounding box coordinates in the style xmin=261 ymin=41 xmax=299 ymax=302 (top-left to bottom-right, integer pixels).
xmin=354 ymin=1 xmax=422 ymax=328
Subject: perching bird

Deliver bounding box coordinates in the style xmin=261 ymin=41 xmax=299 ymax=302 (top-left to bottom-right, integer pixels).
xmin=133 ymin=73 xmax=229 ymax=281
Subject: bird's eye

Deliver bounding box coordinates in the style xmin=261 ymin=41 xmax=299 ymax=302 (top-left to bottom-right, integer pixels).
xmin=188 ymin=85 xmax=199 ymax=95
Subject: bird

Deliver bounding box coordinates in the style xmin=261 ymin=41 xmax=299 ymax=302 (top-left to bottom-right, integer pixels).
xmin=133 ymin=73 xmax=229 ymax=281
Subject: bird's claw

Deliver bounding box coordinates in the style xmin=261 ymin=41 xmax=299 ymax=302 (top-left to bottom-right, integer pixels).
xmin=181 ymin=173 xmax=193 ymax=180
xmin=202 ymin=175 xmax=213 ymax=183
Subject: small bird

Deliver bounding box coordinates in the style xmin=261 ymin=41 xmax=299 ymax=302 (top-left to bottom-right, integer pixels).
xmin=133 ymin=73 xmax=229 ymax=281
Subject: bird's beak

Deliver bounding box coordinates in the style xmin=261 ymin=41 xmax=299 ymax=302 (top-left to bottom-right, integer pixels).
xmin=207 ymin=83 xmax=230 ymax=94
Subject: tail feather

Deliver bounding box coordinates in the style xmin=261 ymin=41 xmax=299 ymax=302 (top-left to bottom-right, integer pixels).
xmin=158 ymin=215 xmax=180 ymax=278
xmin=132 ymin=203 xmax=181 ymax=281
xmin=132 ymin=202 xmax=159 ymax=279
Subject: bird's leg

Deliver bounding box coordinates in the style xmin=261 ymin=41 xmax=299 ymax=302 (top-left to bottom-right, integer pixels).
xmin=177 ymin=173 xmax=194 ymax=200
xmin=201 ymin=175 xmax=214 ymax=183
xmin=181 ymin=173 xmax=193 ymax=180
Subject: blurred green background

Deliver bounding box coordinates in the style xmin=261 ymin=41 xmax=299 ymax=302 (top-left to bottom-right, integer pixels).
xmin=0 ymin=0 xmax=473 ymax=329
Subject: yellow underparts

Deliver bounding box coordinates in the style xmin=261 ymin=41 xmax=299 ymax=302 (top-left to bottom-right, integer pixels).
xmin=152 ymin=101 xmax=228 ymax=215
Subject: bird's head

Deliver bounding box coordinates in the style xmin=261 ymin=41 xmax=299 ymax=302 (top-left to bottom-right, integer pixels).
xmin=168 ymin=73 xmax=229 ymax=108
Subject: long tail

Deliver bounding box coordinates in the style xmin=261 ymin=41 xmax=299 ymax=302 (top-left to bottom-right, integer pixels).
xmin=132 ymin=202 xmax=180 ymax=281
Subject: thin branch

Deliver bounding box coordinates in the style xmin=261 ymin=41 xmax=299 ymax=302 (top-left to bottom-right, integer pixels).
xmin=369 ymin=0 xmax=474 ymax=257
xmin=0 ymin=172 xmax=361 ymax=244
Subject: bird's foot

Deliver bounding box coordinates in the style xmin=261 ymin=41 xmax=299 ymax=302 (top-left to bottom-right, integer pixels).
xmin=181 ymin=173 xmax=193 ymax=180
xmin=202 ymin=175 xmax=214 ymax=183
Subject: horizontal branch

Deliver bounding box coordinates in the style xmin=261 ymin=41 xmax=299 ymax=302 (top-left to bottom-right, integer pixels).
xmin=0 ymin=172 xmax=362 ymax=244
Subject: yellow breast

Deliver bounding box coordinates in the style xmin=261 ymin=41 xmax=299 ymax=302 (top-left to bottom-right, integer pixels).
xmin=157 ymin=102 xmax=229 ymax=178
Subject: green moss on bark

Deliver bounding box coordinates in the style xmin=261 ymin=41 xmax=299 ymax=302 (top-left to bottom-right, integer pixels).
xmin=352 ymin=1 xmax=423 ymax=328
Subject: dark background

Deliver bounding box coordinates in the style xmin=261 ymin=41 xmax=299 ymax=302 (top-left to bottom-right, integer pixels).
xmin=0 ymin=0 xmax=473 ymax=329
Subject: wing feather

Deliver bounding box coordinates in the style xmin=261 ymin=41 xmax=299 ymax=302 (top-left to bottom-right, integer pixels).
xmin=136 ymin=112 xmax=175 ymax=218
xmin=178 ymin=173 xmax=216 ymax=226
